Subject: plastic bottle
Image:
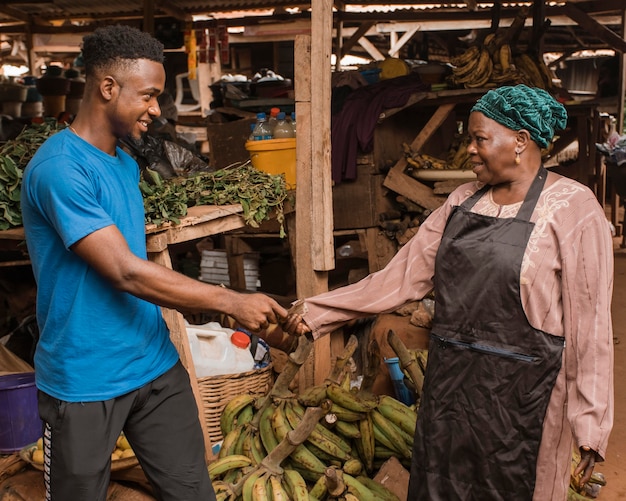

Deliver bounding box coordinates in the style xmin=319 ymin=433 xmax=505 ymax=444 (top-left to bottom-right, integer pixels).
xmin=187 ymin=326 xmax=255 ymax=377
xmin=290 ymin=112 xmax=296 ymax=136
xmin=230 ymin=331 xmax=256 ymax=374
xmin=273 ymin=111 xmax=295 ymax=138
xmin=252 ymin=112 xmax=272 ymax=141
xmin=268 ymin=107 xmax=281 ymax=132
xmin=248 ymin=122 xmax=256 ymax=141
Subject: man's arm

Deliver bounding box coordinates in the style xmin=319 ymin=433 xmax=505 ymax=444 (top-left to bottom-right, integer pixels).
xmin=71 ymin=225 xmax=287 ymax=332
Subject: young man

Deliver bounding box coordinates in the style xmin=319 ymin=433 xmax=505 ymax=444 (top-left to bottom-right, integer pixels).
xmin=21 ymin=25 xmax=287 ymax=501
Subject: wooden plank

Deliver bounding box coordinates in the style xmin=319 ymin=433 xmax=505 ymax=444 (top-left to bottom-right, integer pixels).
xmin=310 ymin=0 xmax=336 ymax=387
xmin=407 ymin=102 xmax=456 ymax=151
xmin=384 ymin=168 xmax=446 ymax=212
xmin=339 ymin=21 xmax=375 ymax=59
xmin=310 ymin=0 xmax=335 ymax=274
xmin=383 ymin=102 xmax=456 ymax=211
xmin=166 ymin=214 xmax=246 ymax=245
xmin=145 ymin=205 xmax=243 ymax=234
xmin=563 ymin=3 xmax=626 ymax=53
xmin=295 ymin=33 xmax=331 ymax=390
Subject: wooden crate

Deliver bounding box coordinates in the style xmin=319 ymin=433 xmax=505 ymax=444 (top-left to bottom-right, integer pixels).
xmin=332 ymin=153 xmax=397 ymax=230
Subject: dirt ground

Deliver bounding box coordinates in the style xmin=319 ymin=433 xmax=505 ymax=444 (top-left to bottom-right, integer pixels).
xmin=592 ymin=240 xmax=626 ymax=500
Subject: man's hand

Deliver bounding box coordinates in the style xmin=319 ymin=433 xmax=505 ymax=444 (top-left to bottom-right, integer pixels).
xmin=573 ymin=446 xmax=598 ymax=488
xmin=228 ymin=292 xmax=288 ymax=333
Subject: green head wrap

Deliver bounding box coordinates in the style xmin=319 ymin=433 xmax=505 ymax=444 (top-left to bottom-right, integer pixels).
xmin=470 ymin=84 xmax=568 ymax=149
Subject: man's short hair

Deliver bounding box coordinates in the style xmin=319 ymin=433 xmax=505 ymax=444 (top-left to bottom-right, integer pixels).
xmin=81 ymin=25 xmax=164 ymax=77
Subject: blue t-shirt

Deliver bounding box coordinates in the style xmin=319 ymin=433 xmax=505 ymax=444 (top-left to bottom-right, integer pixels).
xmin=21 ymin=129 xmax=179 ymax=402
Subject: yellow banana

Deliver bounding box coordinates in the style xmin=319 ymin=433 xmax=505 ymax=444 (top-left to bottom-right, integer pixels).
xmin=242 ymin=469 xmax=267 ymax=501
xmin=377 ymin=394 xmax=418 ymax=435
xmin=272 ymin=402 xmax=327 ymax=475
xmin=330 ymin=403 xmax=366 ymax=422
xmin=342 ymin=458 xmax=363 ymax=476
xmin=344 ymin=494 xmax=360 ymax=501
xmin=372 ymin=415 xmax=411 ymax=459
xmin=450 ymin=45 xmax=480 ymax=67
xmin=343 ymin=473 xmax=376 ymax=501
xmin=223 ymin=465 xmax=244 ymax=485
xmin=309 ymin=474 xmax=329 ymax=500
xmin=499 ymin=43 xmax=512 ymax=72
xmin=326 ymin=384 xmax=378 ymax=413
xmin=297 ymin=384 xmax=328 ymax=407
xmin=290 ymin=442 xmax=328 ymax=475
xmin=208 ymin=454 xmax=252 ymax=481
xmin=452 ymin=55 xmax=481 ymax=81
xmin=213 ymin=480 xmax=236 ymax=501
xmin=251 ymin=474 xmax=270 ymax=501
xmin=374 ymin=445 xmax=397 ymax=459
xmin=515 ymin=53 xmax=546 ymax=89
xmin=358 ymin=414 xmax=375 ymax=473
xmin=221 ymin=394 xmax=256 ymax=437
xmin=234 ymin=424 xmax=250 ymax=456
xmin=269 ymin=474 xmax=289 ymax=501
xmin=335 ymin=419 xmax=361 ymax=439
xmin=237 ymin=403 xmax=255 ymax=427
xmin=259 ymin=403 xmax=279 ymax=454
xmin=283 ymin=469 xmax=309 ymax=501
xmin=219 ymin=424 xmax=244 ymax=459
xmin=287 ymin=400 xmax=352 ymax=459
xmin=457 ymin=48 xmax=491 ymax=85
xmin=356 ymin=475 xmax=401 ymax=501
xmin=249 ymin=429 xmax=266 ymax=465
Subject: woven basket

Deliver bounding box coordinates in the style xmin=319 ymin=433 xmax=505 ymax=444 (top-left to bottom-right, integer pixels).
xmin=197 ymin=363 xmax=274 ymax=444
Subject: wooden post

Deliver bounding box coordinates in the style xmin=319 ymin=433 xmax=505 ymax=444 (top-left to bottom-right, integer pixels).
xmin=294 ymin=0 xmax=336 ymax=388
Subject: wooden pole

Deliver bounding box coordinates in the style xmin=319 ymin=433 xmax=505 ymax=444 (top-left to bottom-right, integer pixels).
xmin=294 ymin=0 xmax=336 ymax=388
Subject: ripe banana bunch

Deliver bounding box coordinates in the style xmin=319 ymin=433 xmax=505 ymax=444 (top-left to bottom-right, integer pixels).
xmin=403 ymin=143 xmax=448 ymax=170
xmin=450 ymin=44 xmax=495 ymax=89
xmin=446 ymin=135 xmax=472 ymax=171
xmin=211 ymin=384 xmax=414 ymax=499
xmin=513 ymin=52 xmax=555 ymax=90
xmin=211 ymin=333 xmax=417 ymax=501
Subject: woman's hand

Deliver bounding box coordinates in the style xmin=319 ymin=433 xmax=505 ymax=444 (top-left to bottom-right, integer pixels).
xmin=280 ymin=312 xmax=312 ymax=337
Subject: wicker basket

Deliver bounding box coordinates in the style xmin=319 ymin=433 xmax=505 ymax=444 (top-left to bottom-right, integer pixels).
xmin=197 ymin=363 xmax=274 ymax=444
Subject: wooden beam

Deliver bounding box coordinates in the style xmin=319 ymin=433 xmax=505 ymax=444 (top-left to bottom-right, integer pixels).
xmin=388 ymin=25 xmax=420 ymax=57
xmin=294 ymin=34 xmax=329 ymax=390
xmin=358 ymin=36 xmax=385 ymax=61
xmin=562 ymin=2 xmax=626 ymax=53
xmin=339 ymin=21 xmax=375 ymax=60
xmin=155 ymin=0 xmax=192 ymax=22
xmin=143 ymin=0 xmax=155 ymax=35
xmin=310 ymin=1 xmax=334 ymax=274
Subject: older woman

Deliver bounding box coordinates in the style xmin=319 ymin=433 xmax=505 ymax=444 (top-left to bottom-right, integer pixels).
xmin=285 ymin=84 xmax=614 ymax=500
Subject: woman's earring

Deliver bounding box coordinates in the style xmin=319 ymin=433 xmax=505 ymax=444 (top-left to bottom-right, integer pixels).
xmin=515 ymin=150 xmax=521 ymax=165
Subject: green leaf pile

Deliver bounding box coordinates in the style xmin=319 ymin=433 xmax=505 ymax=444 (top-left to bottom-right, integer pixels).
xmin=139 ymin=161 xmax=292 ymax=237
xmin=0 ymin=122 xmax=291 ymax=237
xmin=0 ymin=119 xmax=65 ymax=230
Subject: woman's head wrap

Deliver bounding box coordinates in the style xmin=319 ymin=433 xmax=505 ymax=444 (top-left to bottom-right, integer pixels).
xmin=470 ymin=84 xmax=568 ymax=148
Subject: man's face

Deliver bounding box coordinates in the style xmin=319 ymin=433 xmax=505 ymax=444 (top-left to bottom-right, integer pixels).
xmin=108 ymin=59 xmax=165 ymax=140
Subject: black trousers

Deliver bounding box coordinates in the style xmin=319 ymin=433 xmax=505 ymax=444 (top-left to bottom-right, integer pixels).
xmin=38 ymin=360 xmax=215 ymax=501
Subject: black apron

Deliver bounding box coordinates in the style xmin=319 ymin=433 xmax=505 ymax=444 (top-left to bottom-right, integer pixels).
xmin=407 ymin=167 xmax=564 ymax=501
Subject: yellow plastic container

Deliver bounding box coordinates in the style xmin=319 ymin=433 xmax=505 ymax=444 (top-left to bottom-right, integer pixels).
xmin=245 ymin=138 xmax=296 ymax=187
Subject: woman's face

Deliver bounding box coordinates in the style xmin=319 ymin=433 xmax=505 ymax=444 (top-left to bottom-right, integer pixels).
xmin=467 ymin=111 xmax=520 ymax=185
xmin=107 ymin=59 xmax=165 ymax=140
